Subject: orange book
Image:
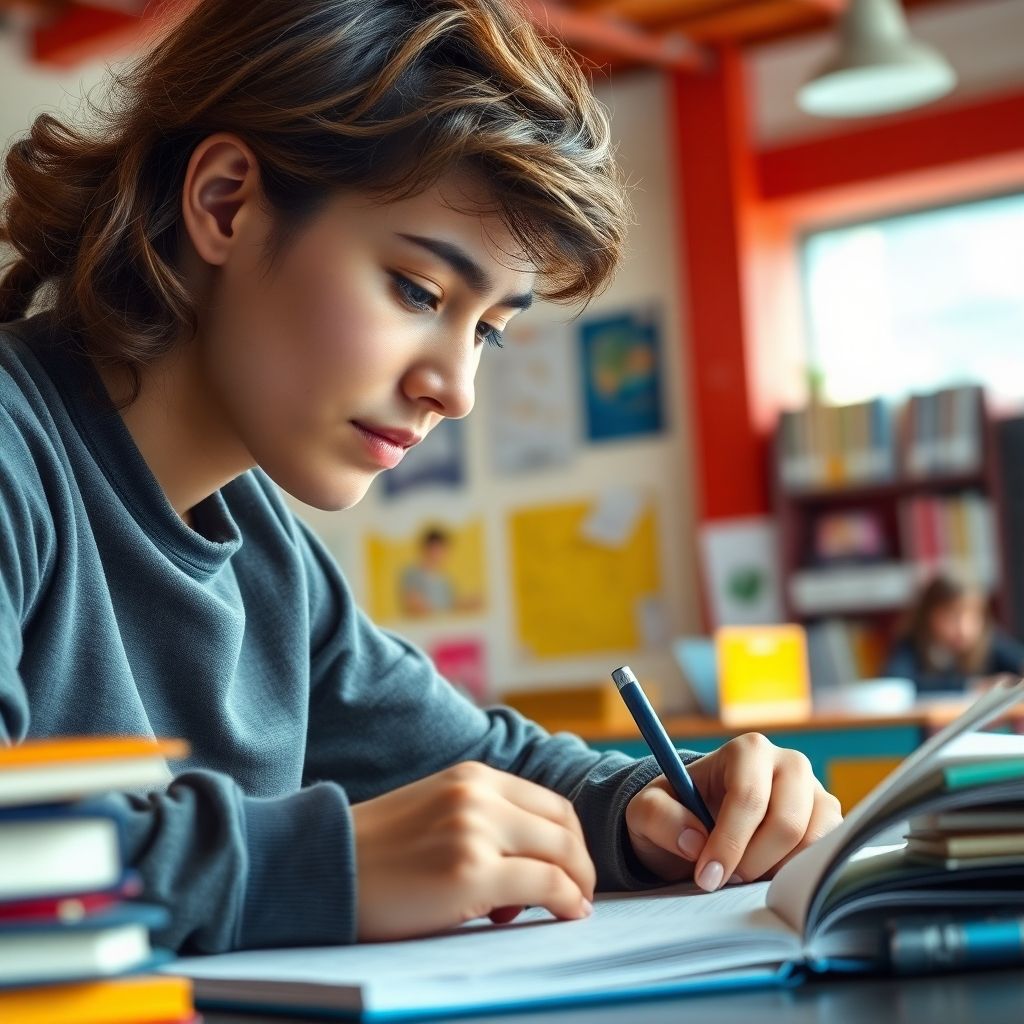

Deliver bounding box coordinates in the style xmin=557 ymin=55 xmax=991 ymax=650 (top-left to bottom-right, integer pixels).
xmin=0 ymin=974 xmax=193 ymax=1024
xmin=0 ymin=737 xmax=189 ymax=808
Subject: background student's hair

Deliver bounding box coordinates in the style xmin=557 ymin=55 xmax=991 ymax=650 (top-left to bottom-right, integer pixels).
xmin=0 ymin=0 xmax=630 ymax=402
xmin=901 ymin=572 xmax=990 ymax=675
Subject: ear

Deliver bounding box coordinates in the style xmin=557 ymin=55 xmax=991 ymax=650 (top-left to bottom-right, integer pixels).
xmin=180 ymin=133 xmax=261 ymax=267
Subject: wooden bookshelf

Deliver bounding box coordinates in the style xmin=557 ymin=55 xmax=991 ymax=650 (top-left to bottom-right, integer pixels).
xmin=773 ymin=388 xmax=1011 ymax=674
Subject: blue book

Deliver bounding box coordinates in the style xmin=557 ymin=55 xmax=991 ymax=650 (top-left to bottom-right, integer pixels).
xmin=0 ymin=901 xmax=170 ymax=988
xmin=0 ymin=800 xmax=125 ymax=903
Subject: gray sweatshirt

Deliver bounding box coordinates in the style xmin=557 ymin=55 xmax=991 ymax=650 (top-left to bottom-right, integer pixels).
xmin=0 ymin=311 xmax=690 ymax=955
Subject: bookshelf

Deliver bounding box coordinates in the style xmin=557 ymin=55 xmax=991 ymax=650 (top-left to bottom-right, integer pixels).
xmin=773 ymin=386 xmax=1009 ymax=682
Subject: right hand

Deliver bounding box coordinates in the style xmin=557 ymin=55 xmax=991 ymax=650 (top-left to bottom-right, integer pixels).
xmin=350 ymin=761 xmax=596 ymax=941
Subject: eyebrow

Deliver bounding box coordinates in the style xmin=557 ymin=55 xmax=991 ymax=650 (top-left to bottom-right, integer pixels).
xmin=396 ymin=232 xmax=534 ymax=311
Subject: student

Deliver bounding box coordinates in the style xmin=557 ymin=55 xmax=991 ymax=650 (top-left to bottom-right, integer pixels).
xmin=883 ymin=574 xmax=1024 ymax=694
xmin=0 ymin=0 xmax=842 ymax=954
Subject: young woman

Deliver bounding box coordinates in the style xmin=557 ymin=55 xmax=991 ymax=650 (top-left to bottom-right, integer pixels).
xmin=884 ymin=574 xmax=1024 ymax=693
xmin=0 ymin=0 xmax=842 ymax=954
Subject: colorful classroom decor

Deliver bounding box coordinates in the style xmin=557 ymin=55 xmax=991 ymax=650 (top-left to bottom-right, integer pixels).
xmin=381 ymin=417 xmax=465 ymax=498
xmin=699 ymin=516 xmax=784 ymax=627
xmin=579 ymin=306 xmax=665 ymax=442
xmin=429 ymin=638 xmax=488 ymax=705
xmin=486 ymin=321 xmax=577 ymax=475
xmin=715 ymin=624 xmax=813 ymax=727
xmin=509 ymin=496 xmax=663 ymax=658
xmin=366 ymin=519 xmax=486 ymax=624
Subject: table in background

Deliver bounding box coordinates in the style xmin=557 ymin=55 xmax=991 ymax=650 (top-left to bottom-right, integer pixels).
xmin=557 ymin=703 xmax=1024 ymax=811
xmin=204 ymin=967 xmax=1024 ymax=1024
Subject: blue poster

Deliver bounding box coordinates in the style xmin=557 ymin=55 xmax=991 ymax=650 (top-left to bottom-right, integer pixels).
xmin=580 ymin=308 xmax=665 ymax=441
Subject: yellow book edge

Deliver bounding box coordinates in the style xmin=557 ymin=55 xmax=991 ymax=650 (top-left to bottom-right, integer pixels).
xmin=0 ymin=975 xmax=193 ymax=1024
xmin=0 ymin=736 xmax=189 ymax=768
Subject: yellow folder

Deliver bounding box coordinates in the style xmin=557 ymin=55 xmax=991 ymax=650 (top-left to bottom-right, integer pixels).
xmin=715 ymin=625 xmax=811 ymax=726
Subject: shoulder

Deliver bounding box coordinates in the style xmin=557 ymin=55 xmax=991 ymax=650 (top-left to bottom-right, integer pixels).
xmin=0 ymin=318 xmax=63 ymax=494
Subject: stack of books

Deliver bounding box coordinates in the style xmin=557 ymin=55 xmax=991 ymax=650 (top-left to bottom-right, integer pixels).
xmin=0 ymin=737 xmax=196 ymax=1024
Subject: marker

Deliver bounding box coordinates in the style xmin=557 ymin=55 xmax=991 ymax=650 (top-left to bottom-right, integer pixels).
xmin=611 ymin=665 xmax=715 ymax=833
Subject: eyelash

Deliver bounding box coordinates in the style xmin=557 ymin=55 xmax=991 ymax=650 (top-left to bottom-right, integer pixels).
xmin=391 ymin=273 xmax=505 ymax=350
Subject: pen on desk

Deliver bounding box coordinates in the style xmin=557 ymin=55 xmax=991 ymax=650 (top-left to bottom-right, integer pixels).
xmin=611 ymin=665 xmax=715 ymax=833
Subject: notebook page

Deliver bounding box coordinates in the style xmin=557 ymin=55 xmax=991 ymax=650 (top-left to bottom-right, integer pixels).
xmin=767 ymin=676 xmax=1024 ymax=934
xmin=175 ymin=882 xmax=800 ymax=1015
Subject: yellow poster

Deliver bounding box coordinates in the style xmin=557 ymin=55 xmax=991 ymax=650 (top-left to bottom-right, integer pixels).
xmin=510 ymin=498 xmax=662 ymax=657
xmin=367 ymin=520 xmax=486 ymax=624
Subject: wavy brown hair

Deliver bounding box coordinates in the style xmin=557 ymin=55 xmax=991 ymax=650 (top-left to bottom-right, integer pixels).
xmin=0 ymin=0 xmax=629 ymax=397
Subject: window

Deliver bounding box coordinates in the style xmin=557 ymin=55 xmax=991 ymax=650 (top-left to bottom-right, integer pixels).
xmin=801 ymin=192 xmax=1024 ymax=407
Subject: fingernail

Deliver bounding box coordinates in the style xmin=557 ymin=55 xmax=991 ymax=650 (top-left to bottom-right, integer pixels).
xmin=729 ymin=872 xmax=743 ymax=884
xmin=581 ymin=899 xmax=593 ymax=916
xmin=677 ymin=827 xmax=705 ymax=860
xmin=697 ymin=860 xmax=724 ymax=892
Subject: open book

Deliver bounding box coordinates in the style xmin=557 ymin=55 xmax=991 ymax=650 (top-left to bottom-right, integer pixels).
xmin=172 ymin=677 xmax=1024 ymax=1020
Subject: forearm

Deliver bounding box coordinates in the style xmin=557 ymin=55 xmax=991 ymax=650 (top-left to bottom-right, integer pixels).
xmin=96 ymin=770 xmax=356 ymax=953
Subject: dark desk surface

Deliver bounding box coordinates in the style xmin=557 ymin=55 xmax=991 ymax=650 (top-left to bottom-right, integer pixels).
xmin=204 ymin=967 xmax=1024 ymax=1024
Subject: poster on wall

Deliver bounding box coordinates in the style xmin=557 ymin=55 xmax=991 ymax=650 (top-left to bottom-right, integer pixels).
xmin=699 ymin=517 xmax=784 ymax=627
xmin=579 ymin=306 xmax=665 ymax=442
xmin=382 ymin=417 xmax=464 ymax=498
xmin=430 ymin=638 xmax=488 ymax=705
xmin=366 ymin=518 xmax=486 ymax=624
xmin=486 ymin=322 xmax=577 ymax=474
xmin=509 ymin=494 xmax=665 ymax=658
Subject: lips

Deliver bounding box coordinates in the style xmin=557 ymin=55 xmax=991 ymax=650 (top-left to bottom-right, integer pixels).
xmin=352 ymin=422 xmax=423 ymax=449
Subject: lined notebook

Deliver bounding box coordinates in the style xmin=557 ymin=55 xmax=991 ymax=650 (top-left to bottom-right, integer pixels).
xmin=172 ymin=677 xmax=1024 ymax=1020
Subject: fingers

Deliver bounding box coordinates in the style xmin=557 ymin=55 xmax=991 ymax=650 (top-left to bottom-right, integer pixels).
xmin=468 ymin=763 xmax=587 ymax=846
xmin=693 ymin=734 xmax=773 ymax=891
xmin=692 ymin=738 xmax=842 ymax=890
xmin=496 ymin=798 xmax=596 ymax=901
xmin=731 ymin=751 xmax=815 ymax=882
xmin=491 ymin=858 xmax=593 ymax=921
xmin=773 ymin=786 xmax=844 ymax=873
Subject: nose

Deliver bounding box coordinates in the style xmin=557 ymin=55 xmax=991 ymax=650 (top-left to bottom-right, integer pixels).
xmin=402 ymin=335 xmax=478 ymax=420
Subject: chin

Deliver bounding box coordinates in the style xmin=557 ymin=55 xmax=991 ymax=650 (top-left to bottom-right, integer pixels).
xmin=259 ymin=456 xmax=376 ymax=512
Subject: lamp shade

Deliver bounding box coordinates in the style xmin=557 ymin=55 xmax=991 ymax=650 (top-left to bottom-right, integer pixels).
xmin=798 ymin=0 xmax=957 ymax=118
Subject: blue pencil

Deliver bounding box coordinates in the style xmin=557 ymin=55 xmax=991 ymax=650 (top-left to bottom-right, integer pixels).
xmin=611 ymin=665 xmax=716 ymax=833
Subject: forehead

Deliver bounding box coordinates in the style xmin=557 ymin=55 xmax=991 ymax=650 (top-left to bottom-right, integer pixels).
xmin=331 ymin=171 xmax=538 ymax=281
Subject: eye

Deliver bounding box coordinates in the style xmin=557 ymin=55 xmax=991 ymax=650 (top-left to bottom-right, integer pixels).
xmin=391 ymin=273 xmax=439 ymax=312
xmin=476 ymin=323 xmax=505 ymax=350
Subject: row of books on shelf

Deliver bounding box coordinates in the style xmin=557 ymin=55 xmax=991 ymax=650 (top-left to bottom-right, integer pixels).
xmin=777 ymin=385 xmax=985 ymax=493
xmin=0 ymin=737 xmax=194 ymax=1024
xmin=901 ymin=493 xmax=999 ymax=588
xmin=778 ymin=397 xmax=895 ymax=491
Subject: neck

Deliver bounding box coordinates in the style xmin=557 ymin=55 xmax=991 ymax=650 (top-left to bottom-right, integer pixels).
xmin=96 ymin=339 xmax=254 ymax=524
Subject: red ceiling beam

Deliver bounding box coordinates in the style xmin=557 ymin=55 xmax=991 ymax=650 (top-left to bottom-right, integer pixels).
xmin=758 ymin=87 xmax=1024 ymax=199
xmin=524 ymin=0 xmax=711 ymax=72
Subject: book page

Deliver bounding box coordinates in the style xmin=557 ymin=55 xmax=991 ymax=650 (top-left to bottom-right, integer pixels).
xmin=175 ymin=882 xmax=800 ymax=1015
xmin=766 ymin=676 xmax=1024 ymax=935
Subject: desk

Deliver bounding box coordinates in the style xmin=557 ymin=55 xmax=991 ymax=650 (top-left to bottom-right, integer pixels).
xmin=204 ymin=968 xmax=1024 ymax=1023
xmin=548 ymin=704 xmax=1024 ymax=811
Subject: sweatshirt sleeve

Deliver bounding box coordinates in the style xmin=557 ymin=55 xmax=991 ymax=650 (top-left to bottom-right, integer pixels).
xmin=298 ymin=521 xmax=700 ymax=894
xmin=0 ymin=413 xmax=357 ymax=955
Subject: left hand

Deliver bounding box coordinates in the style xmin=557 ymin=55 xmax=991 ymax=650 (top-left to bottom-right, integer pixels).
xmin=625 ymin=733 xmax=843 ymax=892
